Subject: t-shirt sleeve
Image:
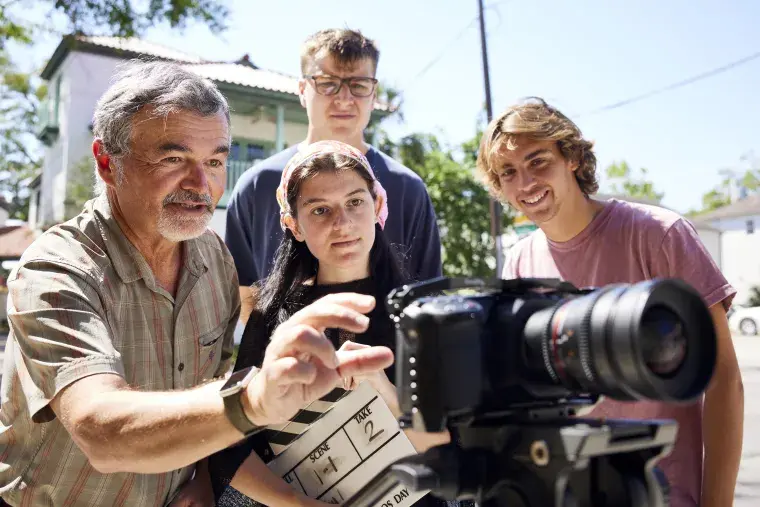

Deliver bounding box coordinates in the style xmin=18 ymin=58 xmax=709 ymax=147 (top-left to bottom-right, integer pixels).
xmin=7 ymin=261 xmax=124 ymax=423
xmin=408 ymin=179 xmax=443 ymax=280
xmin=225 ymin=175 xmax=260 ymax=287
xmin=653 ymin=218 xmax=736 ymax=310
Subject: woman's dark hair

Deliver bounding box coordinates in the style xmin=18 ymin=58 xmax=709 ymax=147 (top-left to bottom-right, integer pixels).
xmin=255 ymin=152 xmax=409 ymax=332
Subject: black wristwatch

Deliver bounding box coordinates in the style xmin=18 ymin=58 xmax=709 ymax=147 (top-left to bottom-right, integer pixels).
xmin=220 ymin=366 xmax=264 ymax=437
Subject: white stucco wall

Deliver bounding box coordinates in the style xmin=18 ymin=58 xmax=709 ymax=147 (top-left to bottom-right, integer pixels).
xmin=720 ymin=230 xmax=760 ymax=305
xmin=694 ymin=227 xmax=722 ymax=268
xmin=38 ymin=69 xmax=66 ymax=225
xmin=707 ymin=215 xmax=760 ymax=233
xmin=39 ymin=51 xmax=124 ymax=225
xmin=693 ymin=214 xmax=760 ymax=305
xmin=26 ymin=188 xmax=39 ymax=230
xmin=65 ymin=52 xmax=124 ymax=203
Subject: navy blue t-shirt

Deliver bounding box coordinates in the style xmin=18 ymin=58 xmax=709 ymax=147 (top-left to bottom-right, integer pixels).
xmin=225 ymin=145 xmax=443 ymax=286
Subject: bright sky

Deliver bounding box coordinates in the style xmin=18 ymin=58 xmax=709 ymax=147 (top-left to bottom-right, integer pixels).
xmin=19 ymin=0 xmax=760 ymax=214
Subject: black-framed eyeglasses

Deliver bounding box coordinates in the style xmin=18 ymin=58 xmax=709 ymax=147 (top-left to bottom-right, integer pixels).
xmin=304 ymin=74 xmax=378 ymax=98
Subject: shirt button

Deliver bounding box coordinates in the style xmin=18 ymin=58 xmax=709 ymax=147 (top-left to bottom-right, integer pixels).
xmin=178 ymin=362 xmax=185 ymax=372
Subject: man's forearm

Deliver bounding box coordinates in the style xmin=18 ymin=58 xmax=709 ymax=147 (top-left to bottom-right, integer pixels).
xmin=76 ymin=378 xmax=244 ymax=474
xmin=702 ymin=368 xmax=744 ymax=507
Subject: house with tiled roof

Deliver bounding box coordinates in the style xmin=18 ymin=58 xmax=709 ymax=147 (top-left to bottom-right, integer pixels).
xmin=32 ymin=34 xmax=392 ymax=236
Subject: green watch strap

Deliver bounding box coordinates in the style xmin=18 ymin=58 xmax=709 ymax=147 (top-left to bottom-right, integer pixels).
xmin=223 ymin=390 xmax=264 ymax=437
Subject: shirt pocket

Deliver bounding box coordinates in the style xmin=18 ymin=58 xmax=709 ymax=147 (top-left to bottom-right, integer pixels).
xmin=197 ymin=321 xmax=227 ymax=382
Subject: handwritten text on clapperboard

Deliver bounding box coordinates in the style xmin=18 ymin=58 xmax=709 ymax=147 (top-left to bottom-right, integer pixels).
xmin=267 ymin=381 xmax=429 ymax=506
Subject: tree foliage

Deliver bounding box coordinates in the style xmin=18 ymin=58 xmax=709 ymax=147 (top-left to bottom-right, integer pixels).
xmin=748 ymin=286 xmax=760 ymax=308
xmin=604 ymin=161 xmax=664 ymax=203
xmin=382 ymin=130 xmax=513 ymax=277
xmin=366 ymin=81 xmax=404 ymax=146
xmin=0 ymin=52 xmax=45 ymax=220
xmin=64 ymin=156 xmax=95 ymax=219
xmin=688 ymin=153 xmax=760 ymax=216
xmin=38 ymin=0 xmax=227 ymax=38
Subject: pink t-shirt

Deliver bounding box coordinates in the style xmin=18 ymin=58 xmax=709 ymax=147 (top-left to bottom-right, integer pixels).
xmin=503 ymin=199 xmax=736 ymax=507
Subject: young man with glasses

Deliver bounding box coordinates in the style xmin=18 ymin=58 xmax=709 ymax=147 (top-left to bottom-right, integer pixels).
xmin=226 ymin=29 xmax=442 ymax=322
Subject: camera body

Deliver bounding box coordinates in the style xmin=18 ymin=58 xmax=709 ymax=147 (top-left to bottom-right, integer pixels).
xmin=389 ymin=277 xmax=716 ymax=433
xmin=345 ymin=276 xmax=716 ymax=507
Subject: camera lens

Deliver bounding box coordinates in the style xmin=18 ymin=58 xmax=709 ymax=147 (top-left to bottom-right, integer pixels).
xmin=639 ymin=306 xmax=687 ymax=378
xmin=522 ymin=278 xmax=716 ymax=403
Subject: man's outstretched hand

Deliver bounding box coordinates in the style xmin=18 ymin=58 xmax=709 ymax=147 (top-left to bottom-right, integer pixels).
xmin=243 ymin=293 xmax=394 ymax=427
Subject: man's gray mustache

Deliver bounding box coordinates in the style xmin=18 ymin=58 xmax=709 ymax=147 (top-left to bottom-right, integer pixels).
xmin=163 ymin=191 xmax=213 ymax=211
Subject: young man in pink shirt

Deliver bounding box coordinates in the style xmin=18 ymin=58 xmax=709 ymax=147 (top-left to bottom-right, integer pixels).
xmin=476 ymin=97 xmax=743 ymax=507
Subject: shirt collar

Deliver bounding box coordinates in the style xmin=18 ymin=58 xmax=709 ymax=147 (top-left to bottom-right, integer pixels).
xmin=91 ymin=193 xmax=208 ymax=284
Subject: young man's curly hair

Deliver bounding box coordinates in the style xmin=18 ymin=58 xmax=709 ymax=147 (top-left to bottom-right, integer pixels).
xmin=476 ymin=97 xmax=598 ymax=198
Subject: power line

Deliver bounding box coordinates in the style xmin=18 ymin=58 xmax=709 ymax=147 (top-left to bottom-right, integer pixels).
xmin=402 ymin=0 xmax=508 ymax=90
xmin=576 ymin=49 xmax=760 ymax=118
xmin=406 ymin=19 xmax=478 ymax=85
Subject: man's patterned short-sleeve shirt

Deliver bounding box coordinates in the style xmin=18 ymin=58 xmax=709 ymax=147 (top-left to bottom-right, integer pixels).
xmin=0 ymin=194 xmax=240 ymax=506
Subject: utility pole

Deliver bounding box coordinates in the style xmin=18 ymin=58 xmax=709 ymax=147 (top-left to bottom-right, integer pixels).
xmin=477 ymin=0 xmax=503 ymax=275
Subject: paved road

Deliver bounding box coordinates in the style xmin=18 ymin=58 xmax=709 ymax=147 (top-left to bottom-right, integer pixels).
xmin=734 ymin=334 xmax=760 ymax=507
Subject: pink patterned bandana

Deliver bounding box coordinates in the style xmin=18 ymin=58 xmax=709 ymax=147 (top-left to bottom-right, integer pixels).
xmin=276 ymin=140 xmax=389 ymax=231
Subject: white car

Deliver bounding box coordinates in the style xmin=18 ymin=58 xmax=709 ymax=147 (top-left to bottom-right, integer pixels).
xmin=728 ymin=305 xmax=760 ymax=335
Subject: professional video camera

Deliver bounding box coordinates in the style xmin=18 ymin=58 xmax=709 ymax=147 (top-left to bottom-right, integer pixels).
xmin=343 ymin=277 xmax=717 ymax=507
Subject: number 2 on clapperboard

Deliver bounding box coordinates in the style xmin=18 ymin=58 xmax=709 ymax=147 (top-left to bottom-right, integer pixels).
xmin=365 ymin=419 xmax=384 ymax=444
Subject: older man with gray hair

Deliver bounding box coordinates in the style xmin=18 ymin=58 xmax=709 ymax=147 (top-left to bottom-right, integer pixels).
xmin=0 ymin=60 xmax=392 ymax=507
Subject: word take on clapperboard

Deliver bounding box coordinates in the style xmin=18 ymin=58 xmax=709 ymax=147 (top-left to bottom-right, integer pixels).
xmin=224 ymin=381 xmax=429 ymax=506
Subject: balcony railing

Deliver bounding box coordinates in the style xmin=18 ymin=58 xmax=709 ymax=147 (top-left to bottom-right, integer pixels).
xmin=217 ymin=158 xmax=263 ymax=208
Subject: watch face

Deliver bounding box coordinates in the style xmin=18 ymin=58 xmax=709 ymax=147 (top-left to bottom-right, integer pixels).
xmin=220 ymin=367 xmax=257 ymax=395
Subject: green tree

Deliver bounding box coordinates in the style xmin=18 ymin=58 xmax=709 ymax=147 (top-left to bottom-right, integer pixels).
xmin=365 ymin=82 xmax=404 ymax=150
xmin=64 ymin=157 xmax=95 ymax=219
xmin=0 ymin=53 xmax=46 ymax=220
xmin=387 ymin=132 xmax=513 ymax=277
xmin=2 ymin=1 xmax=228 ymax=43
xmin=0 ymin=0 xmax=230 ymax=221
xmin=688 ymin=153 xmax=760 ymax=216
xmin=748 ymin=286 xmax=760 ymax=308
xmin=605 ymin=161 xmax=664 ymax=203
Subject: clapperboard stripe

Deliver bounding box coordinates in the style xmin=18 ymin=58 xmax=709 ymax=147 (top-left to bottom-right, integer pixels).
xmin=319 ymin=388 xmax=347 ymax=403
xmin=258 ymin=387 xmax=348 ymax=457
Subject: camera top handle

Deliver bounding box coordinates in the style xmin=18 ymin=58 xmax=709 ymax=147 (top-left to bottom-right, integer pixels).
xmin=385 ymin=276 xmax=591 ymax=319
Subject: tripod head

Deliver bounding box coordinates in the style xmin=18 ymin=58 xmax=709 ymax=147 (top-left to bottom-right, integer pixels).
xmin=341 ymin=411 xmax=675 ymax=507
